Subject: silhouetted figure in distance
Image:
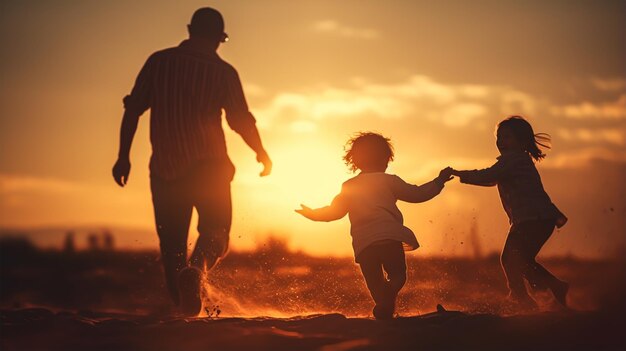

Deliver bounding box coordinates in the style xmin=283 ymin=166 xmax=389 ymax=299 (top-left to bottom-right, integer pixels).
xmin=296 ymin=132 xmax=453 ymax=319
xmin=63 ymin=231 xmax=75 ymax=254
xmin=102 ymin=230 xmax=115 ymax=251
xmin=87 ymin=233 xmax=100 ymax=251
xmin=112 ymin=7 xmax=272 ymax=316
xmin=451 ymin=116 xmax=569 ymax=309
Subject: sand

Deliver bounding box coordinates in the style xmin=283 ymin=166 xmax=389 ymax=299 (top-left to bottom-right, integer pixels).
xmin=2 ymin=307 xmax=624 ymax=351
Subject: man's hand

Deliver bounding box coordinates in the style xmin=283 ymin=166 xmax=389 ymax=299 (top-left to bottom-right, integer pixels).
xmin=295 ymin=204 xmax=315 ymax=220
xmin=437 ymin=166 xmax=454 ymax=184
xmin=256 ymin=150 xmax=272 ymax=177
xmin=112 ymin=157 xmax=131 ymax=187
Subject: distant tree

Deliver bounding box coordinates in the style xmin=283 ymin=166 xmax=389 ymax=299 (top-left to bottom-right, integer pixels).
xmin=0 ymin=235 xmax=36 ymax=256
xmin=0 ymin=235 xmax=37 ymax=264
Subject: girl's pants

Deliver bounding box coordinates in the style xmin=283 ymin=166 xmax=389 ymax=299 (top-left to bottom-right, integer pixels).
xmin=501 ymin=218 xmax=559 ymax=296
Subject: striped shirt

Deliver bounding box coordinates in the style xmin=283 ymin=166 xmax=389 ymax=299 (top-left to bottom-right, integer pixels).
xmin=123 ymin=39 xmax=256 ymax=180
xmin=457 ymin=151 xmax=567 ymax=227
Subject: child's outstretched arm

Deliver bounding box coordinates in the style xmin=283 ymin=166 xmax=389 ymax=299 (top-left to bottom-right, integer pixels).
xmin=452 ymin=159 xmax=508 ymax=187
xmin=296 ymin=194 xmax=348 ymax=222
xmin=392 ymin=167 xmax=454 ymax=203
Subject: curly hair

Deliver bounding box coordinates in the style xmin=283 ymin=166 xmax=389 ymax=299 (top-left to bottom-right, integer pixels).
xmin=497 ymin=116 xmax=551 ymax=161
xmin=343 ymin=132 xmax=394 ymax=172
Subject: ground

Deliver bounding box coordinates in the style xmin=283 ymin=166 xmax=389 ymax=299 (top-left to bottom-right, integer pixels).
xmin=1 ymin=237 xmax=625 ymax=350
xmin=2 ymin=308 xmax=624 ymax=350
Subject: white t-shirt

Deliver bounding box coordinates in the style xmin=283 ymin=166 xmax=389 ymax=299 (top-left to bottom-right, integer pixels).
xmin=335 ymin=172 xmax=444 ymax=257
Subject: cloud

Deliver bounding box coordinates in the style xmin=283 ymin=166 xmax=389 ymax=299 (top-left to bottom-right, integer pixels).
xmin=440 ymin=103 xmax=488 ymax=127
xmin=500 ymin=90 xmax=537 ymax=116
xmin=558 ymin=128 xmax=625 ymax=146
xmin=403 ymin=144 xmax=626 ymax=174
xmin=551 ymin=94 xmax=626 ymax=120
xmin=0 ymin=172 xmax=150 ymax=228
xmin=359 ymin=76 xmax=456 ymax=104
xmin=0 ymin=174 xmax=86 ymax=209
xmin=0 ymin=174 xmax=80 ymax=194
xmin=243 ymin=83 xmax=266 ymax=98
xmin=543 ymin=147 xmax=626 ymax=168
xmin=0 ymin=172 xmax=143 ymax=203
xmin=252 ymin=75 xmax=539 ymax=131
xmin=289 ymin=120 xmax=317 ymax=133
xmin=459 ymin=85 xmax=490 ymax=98
xmin=592 ymin=78 xmax=626 ymax=92
xmin=313 ymin=20 xmax=379 ymax=39
xmin=250 ymin=75 xmax=625 ymax=174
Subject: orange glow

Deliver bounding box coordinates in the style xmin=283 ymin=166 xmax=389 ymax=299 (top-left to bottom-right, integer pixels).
xmin=0 ymin=1 xmax=624 ymax=260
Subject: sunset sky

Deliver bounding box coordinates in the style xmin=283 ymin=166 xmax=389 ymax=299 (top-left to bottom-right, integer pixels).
xmin=1 ymin=0 xmax=624 ymax=258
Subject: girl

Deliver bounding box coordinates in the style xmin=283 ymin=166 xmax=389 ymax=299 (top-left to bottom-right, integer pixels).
xmin=296 ymin=132 xmax=453 ymax=319
xmin=451 ymin=116 xmax=569 ymax=309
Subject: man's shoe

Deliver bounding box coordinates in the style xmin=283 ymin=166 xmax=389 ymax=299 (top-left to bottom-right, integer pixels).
xmin=178 ymin=266 xmax=202 ymax=316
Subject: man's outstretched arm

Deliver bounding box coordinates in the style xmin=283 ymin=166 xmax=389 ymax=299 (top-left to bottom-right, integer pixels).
xmin=112 ymin=109 xmax=141 ymax=187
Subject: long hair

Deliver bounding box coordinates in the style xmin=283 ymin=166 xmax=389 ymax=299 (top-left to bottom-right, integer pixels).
xmin=343 ymin=132 xmax=394 ymax=172
xmin=497 ymin=116 xmax=551 ymax=161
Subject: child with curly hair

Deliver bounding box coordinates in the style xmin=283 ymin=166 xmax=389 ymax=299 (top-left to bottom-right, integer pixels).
xmin=296 ymin=132 xmax=453 ymax=319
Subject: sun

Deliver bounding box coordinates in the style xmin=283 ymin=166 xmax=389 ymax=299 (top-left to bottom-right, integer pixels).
xmin=223 ymin=135 xmax=353 ymax=252
xmin=263 ymin=139 xmax=349 ymax=208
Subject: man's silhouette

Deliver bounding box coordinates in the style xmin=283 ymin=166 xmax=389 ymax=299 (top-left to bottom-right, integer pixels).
xmin=112 ymin=7 xmax=272 ymax=315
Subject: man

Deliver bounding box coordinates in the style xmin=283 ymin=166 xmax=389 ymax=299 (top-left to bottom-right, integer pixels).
xmin=112 ymin=7 xmax=272 ymax=315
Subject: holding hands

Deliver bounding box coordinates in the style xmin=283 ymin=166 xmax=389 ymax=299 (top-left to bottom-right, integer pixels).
xmin=437 ymin=166 xmax=455 ymax=184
